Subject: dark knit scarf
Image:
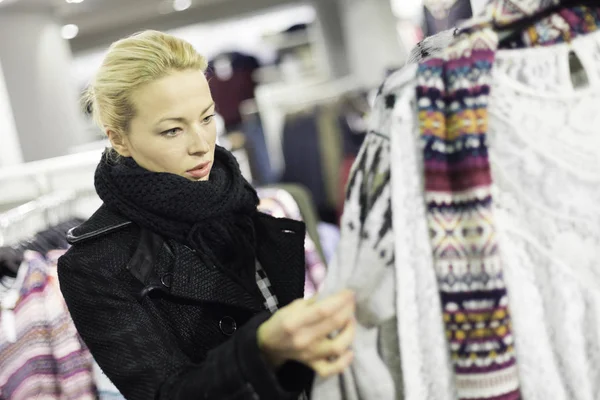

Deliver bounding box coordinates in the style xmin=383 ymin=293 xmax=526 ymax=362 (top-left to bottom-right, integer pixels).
xmin=95 ymin=145 xmax=260 ymax=282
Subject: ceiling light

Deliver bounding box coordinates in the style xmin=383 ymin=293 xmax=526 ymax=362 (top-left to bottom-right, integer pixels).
xmin=66 ymin=0 xmax=84 ymax=3
xmin=61 ymin=24 xmax=79 ymax=40
xmin=173 ymin=0 xmax=191 ymax=12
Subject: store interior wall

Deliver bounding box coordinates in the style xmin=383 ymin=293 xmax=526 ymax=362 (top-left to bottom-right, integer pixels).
xmin=0 ymin=11 xmax=87 ymax=165
xmin=0 ymin=61 xmax=22 ymax=167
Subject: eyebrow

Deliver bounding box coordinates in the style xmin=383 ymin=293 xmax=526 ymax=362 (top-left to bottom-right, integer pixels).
xmin=156 ymin=102 xmax=215 ymax=124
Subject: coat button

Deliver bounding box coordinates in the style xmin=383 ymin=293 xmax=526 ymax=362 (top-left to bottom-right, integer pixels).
xmin=160 ymin=273 xmax=173 ymax=288
xmin=219 ymin=316 xmax=237 ymax=336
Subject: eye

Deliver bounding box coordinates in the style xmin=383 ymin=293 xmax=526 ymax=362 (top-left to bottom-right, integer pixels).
xmin=161 ymin=128 xmax=182 ymax=137
xmin=202 ymin=114 xmax=216 ymax=124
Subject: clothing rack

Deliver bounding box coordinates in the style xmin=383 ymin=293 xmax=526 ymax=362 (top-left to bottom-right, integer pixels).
xmin=0 ymin=149 xmax=104 ymax=248
xmin=254 ymin=75 xmax=364 ymax=177
xmin=0 ymin=194 xmax=101 ymax=400
xmin=0 ymin=148 xmax=102 ymax=211
xmin=0 ymin=190 xmax=85 ymax=246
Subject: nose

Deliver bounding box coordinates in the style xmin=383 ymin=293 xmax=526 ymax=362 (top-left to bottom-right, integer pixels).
xmin=188 ymin=123 xmax=211 ymax=155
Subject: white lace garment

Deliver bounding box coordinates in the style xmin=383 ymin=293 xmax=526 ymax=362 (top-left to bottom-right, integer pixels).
xmin=313 ymin=29 xmax=600 ymax=400
xmin=381 ymin=29 xmax=600 ymax=400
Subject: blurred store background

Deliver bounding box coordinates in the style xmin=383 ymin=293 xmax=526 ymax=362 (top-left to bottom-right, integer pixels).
xmin=0 ymin=0 xmax=488 ymax=234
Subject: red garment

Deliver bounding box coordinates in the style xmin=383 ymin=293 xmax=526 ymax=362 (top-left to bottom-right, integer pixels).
xmin=207 ymin=53 xmax=260 ymax=129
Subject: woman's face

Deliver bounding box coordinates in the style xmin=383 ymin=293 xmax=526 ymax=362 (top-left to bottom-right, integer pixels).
xmin=110 ymin=69 xmax=217 ymax=181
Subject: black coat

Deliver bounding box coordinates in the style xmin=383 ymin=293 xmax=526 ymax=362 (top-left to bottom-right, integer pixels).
xmin=57 ymin=204 xmax=313 ymax=400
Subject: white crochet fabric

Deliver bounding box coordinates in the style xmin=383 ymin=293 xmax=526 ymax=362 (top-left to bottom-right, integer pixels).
xmin=312 ymin=29 xmax=600 ymax=400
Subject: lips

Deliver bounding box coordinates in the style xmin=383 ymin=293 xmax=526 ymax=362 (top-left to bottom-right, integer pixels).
xmin=186 ymin=161 xmax=212 ymax=179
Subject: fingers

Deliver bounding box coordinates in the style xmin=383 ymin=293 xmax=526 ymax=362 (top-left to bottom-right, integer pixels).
xmin=307 ymin=318 xmax=356 ymax=360
xmin=276 ymin=291 xmax=353 ymax=335
xmin=284 ymin=290 xmax=355 ymax=356
xmin=300 ymin=289 xmax=355 ymax=327
xmin=272 ymin=297 xmax=321 ymax=336
xmin=304 ymin=299 xmax=356 ymax=344
xmin=259 ymin=289 xmax=357 ymax=375
xmin=307 ymin=320 xmax=357 ymax=378
xmin=310 ymin=350 xmax=354 ymax=378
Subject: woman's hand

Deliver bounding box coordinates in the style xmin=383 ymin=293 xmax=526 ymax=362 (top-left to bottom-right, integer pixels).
xmin=257 ymin=289 xmax=356 ymax=378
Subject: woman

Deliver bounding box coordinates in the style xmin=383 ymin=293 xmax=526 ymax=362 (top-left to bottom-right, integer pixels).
xmin=57 ymin=30 xmax=356 ymax=400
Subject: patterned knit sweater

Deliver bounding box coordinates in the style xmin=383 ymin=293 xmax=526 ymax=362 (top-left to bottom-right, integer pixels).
xmin=312 ymin=3 xmax=600 ymax=400
xmin=0 ymin=251 xmax=96 ymax=400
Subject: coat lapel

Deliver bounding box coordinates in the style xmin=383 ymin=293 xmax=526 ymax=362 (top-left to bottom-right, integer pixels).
xmin=167 ymin=243 xmax=265 ymax=312
xmin=69 ymin=206 xmax=307 ymax=312
xmin=152 ymin=213 xmax=306 ymax=312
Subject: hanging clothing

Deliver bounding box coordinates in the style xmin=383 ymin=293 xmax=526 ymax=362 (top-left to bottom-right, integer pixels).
xmin=316 ymin=222 xmax=340 ymax=265
xmin=241 ymin=113 xmax=277 ymax=185
xmin=207 ymin=52 xmax=261 ymax=129
xmin=336 ymin=155 xmax=358 ymax=222
xmin=316 ymin=104 xmax=344 ymax=214
xmin=281 ymin=108 xmax=330 ymax=220
xmin=312 ymin=3 xmax=600 ymax=400
xmin=0 ymin=251 xmax=96 ymax=400
xmin=340 ymin=110 xmax=367 ymax=158
xmin=281 ymin=105 xmax=345 ymax=224
xmin=0 ymin=247 xmax=22 ymax=278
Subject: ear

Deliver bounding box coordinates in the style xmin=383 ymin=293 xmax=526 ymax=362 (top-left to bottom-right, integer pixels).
xmin=106 ymin=129 xmax=131 ymax=157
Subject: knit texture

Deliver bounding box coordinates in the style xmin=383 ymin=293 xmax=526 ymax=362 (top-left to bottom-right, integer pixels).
xmin=417 ymin=2 xmax=600 ymax=399
xmin=59 ymin=206 xmax=310 ymax=400
xmin=0 ymin=251 xmax=96 ymax=400
xmin=95 ymin=145 xmax=260 ymax=286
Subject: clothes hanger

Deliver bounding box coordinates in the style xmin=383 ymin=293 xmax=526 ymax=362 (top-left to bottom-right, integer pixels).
xmin=36 ymin=230 xmax=62 ymax=253
xmin=495 ymin=0 xmax=597 ymax=47
xmin=0 ymin=246 xmax=23 ymax=278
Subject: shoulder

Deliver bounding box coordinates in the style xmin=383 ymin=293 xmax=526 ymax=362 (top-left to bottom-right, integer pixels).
xmin=59 ymin=205 xmax=140 ymax=275
xmin=66 ymin=204 xmax=134 ymax=245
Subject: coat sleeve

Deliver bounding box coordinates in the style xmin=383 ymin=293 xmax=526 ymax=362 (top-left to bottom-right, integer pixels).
xmin=57 ymin=243 xmax=310 ymax=400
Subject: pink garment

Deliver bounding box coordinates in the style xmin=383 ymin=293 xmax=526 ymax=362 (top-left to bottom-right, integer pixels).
xmin=0 ymin=250 xmax=96 ymax=400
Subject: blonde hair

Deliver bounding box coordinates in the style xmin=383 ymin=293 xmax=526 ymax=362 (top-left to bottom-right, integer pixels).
xmin=85 ymin=30 xmax=208 ymax=137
